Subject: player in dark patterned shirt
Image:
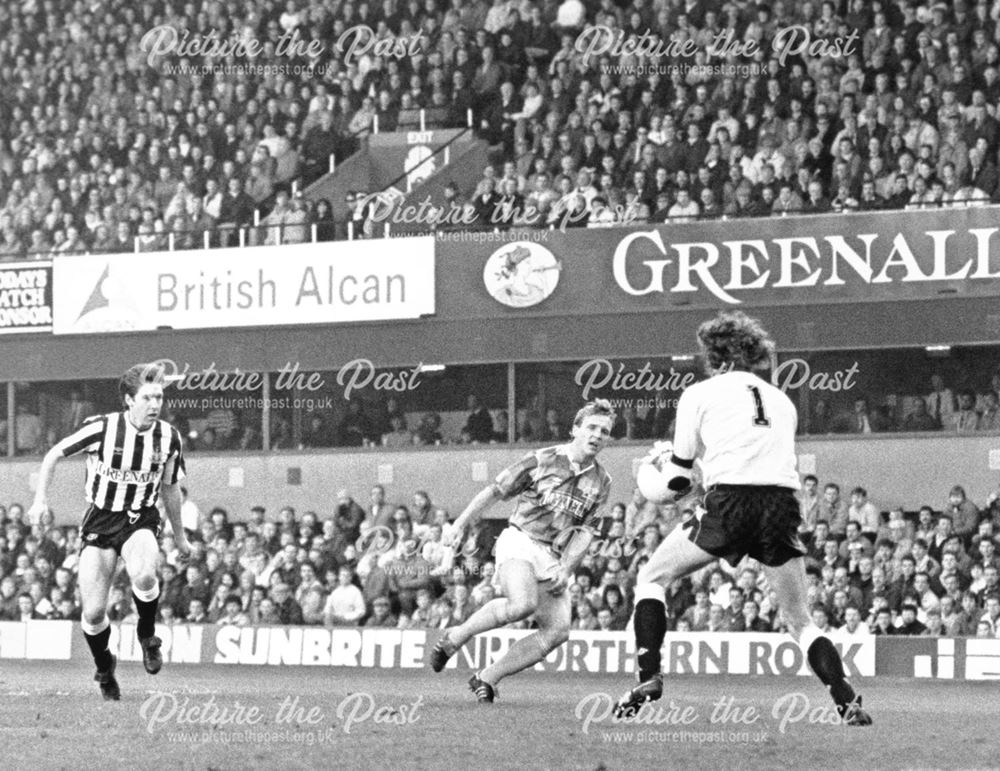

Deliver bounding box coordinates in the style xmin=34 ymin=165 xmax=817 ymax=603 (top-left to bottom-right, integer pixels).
xmin=428 ymin=400 xmax=614 ymax=702
xmin=29 ymin=362 xmax=191 ymax=700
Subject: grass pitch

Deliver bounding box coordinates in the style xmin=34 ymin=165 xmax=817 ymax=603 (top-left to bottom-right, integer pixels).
xmin=0 ymin=660 xmax=993 ymax=770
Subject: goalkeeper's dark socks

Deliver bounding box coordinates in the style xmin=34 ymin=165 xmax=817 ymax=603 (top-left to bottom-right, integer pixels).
xmin=84 ymin=625 xmax=113 ymax=672
xmin=634 ymin=598 xmax=668 ymax=682
xmin=807 ymin=635 xmax=856 ymax=706
xmin=133 ymin=586 xmax=160 ymax=640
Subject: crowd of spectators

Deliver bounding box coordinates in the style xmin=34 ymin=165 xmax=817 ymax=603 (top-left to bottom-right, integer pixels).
xmin=5 ymin=0 xmax=1000 ymax=257
xmin=808 ymin=369 xmax=1000 ymax=434
xmin=3 ymin=476 xmax=1000 ymax=640
xmin=5 ymin=360 xmax=1000 ymax=457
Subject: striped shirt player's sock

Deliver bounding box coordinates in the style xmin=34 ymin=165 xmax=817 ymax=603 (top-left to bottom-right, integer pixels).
xmin=633 ymin=598 xmax=668 ymax=682
xmin=83 ymin=624 xmax=113 ymax=672
xmin=133 ymin=584 xmax=160 ymax=640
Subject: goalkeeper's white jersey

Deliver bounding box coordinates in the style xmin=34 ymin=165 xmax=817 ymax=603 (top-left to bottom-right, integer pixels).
xmin=672 ymin=370 xmax=800 ymax=490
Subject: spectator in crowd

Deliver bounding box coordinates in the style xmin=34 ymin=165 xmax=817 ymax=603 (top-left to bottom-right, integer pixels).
xmin=952 ymin=390 xmax=980 ymax=433
xmin=897 ymin=603 xmax=927 ymax=635
xmin=837 ymin=606 xmax=871 ymax=637
xmin=14 ymin=403 xmax=42 ymax=455
xmin=186 ymin=598 xmax=209 ymax=624
xmin=334 ymin=490 xmax=366 ymax=546
xmin=679 ymin=590 xmax=711 ymax=632
xmin=926 ymin=374 xmax=956 ymax=427
xmin=389 ymin=539 xmax=435 ymax=616
xmin=871 ymin=608 xmax=895 ymax=636
xmin=602 ymin=584 xmax=629 ymax=631
xmin=324 ymin=566 xmax=366 ymax=627
xmin=463 ymin=395 xmax=494 ymax=443
xmin=364 ymin=596 xmax=398 ymax=628
xmin=819 ymin=483 xmax=850 ymax=538
xmin=405 ymin=587 xmax=437 ymax=629
xmin=382 ymin=415 xmax=415 ymax=448
xmin=15 ymin=592 xmax=43 ymax=621
xmin=302 ymin=414 xmax=336 ymax=448
xmin=313 ymin=199 xmax=337 ymax=242
xmin=977 ymin=391 xmax=1000 ymax=431
xmin=338 ymin=402 xmax=375 ymax=447
xmin=367 ymin=485 xmax=394 ymax=532
xmin=538 ymin=407 xmax=566 ymax=442
xmin=946 ymin=485 xmax=981 ymax=544
xmin=839 ymin=521 xmax=875 ymax=561
xmin=798 ymin=474 xmax=821 ymax=537
xmin=903 ymin=397 xmax=940 ymax=431
xmin=573 ymin=599 xmax=599 ymax=631
xmin=271 ymin=582 xmax=304 ymax=625
xmin=296 ymin=562 xmax=327 ymax=624
xmin=413 ymin=412 xmax=444 ymax=446
xmin=624 ymin=487 xmax=661 ymax=542
xmin=848 ymin=487 xmax=882 ymax=543
xmin=218 ymin=595 xmax=250 ymax=627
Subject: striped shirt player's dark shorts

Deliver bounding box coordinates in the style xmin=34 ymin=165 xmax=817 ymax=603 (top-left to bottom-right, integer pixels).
xmin=81 ymin=504 xmax=162 ymax=554
xmin=686 ymin=484 xmax=807 ymax=567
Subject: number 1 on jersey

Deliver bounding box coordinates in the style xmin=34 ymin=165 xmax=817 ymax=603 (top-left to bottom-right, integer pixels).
xmin=748 ymin=384 xmax=771 ymax=427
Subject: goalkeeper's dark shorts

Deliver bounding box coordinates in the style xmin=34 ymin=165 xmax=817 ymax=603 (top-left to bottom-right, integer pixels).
xmin=686 ymin=484 xmax=807 ymax=567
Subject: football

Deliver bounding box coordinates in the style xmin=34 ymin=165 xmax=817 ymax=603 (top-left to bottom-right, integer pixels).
xmin=635 ymin=455 xmax=679 ymax=504
xmin=634 ymin=440 xmax=693 ymax=503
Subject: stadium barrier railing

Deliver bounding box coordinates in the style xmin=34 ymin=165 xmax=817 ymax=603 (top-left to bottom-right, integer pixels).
xmin=4 ymin=198 xmax=999 ymax=263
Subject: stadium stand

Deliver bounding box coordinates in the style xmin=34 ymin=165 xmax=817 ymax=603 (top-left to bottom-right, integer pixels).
xmin=2 ymin=480 xmax=1000 ymax=637
xmin=4 ymin=0 xmax=1000 ymax=256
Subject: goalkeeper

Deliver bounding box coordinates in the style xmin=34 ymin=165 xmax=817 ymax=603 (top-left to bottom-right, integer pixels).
xmin=614 ymin=311 xmax=871 ymax=727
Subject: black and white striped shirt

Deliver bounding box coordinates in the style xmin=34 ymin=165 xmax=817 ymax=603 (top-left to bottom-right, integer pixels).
xmin=55 ymin=411 xmax=186 ymax=512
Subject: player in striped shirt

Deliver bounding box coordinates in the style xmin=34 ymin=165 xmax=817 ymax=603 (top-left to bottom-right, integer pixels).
xmin=428 ymin=400 xmax=614 ymax=702
xmin=28 ymin=363 xmax=190 ymax=700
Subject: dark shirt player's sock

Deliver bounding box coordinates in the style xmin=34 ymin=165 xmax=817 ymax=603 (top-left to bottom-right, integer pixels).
xmin=807 ymin=636 xmax=855 ymax=706
xmin=634 ymin=598 xmax=668 ymax=682
xmin=133 ymin=592 xmax=159 ymax=640
xmin=84 ymin=626 xmax=113 ymax=672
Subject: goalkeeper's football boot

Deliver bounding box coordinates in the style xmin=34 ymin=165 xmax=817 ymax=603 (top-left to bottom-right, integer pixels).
xmin=95 ymin=655 xmax=121 ymax=701
xmin=429 ymin=632 xmax=458 ymax=673
xmin=468 ymin=673 xmax=498 ymax=703
xmin=838 ymin=695 xmax=873 ymax=726
xmin=612 ymin=673 xmax=663 ymax=718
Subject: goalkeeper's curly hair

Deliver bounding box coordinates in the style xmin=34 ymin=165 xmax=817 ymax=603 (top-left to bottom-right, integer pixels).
xmin=696 ymin=311 xmax=775 ymax=373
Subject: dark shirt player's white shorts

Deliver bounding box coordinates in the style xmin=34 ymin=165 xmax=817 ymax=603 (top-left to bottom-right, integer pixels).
xmin=686 ymin=484 xmax=807 ymax=567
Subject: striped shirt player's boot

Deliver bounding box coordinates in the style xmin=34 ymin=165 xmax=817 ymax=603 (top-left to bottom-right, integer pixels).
xmin=95 ymin=654 xmax=121 ymax=701
xmin=139 ymin=635 xmax=163 ymax=675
